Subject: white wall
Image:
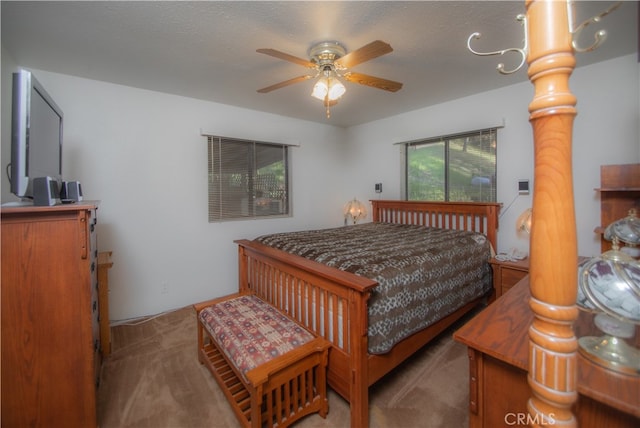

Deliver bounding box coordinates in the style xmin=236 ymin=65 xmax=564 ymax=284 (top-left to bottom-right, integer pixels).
xmin=571 ymin=55 xmax=640 ymax=253
xmin=1 ymin=66 xmax=349 ymax=321
xmin=345 ymin=54 xmax=640 ymax=258
xmin=2 ymin=52 xmax=638 ymax=321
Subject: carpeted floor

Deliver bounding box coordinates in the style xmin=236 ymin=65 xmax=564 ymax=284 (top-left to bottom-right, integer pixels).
xmin=97 ymin=305 xmax=474 ymax=428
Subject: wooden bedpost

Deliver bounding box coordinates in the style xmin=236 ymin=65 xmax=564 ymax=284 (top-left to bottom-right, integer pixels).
xmin=349 ymin=288 xmax=370 ymax=428
xmin=238 ymin=244 xmax=249 ymax=293
xmin=525 ymin=1 xmax=579 ymax=426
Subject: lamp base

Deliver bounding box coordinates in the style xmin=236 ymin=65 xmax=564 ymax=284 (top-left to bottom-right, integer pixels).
xmin=578 ymin=334 xmax=640 ymax=376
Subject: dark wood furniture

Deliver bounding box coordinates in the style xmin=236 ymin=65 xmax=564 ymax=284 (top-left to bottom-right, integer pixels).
xmin=595 ymin=164 xmax=640 ymax=253
xmin=98 ymin=251 xmax=114 ymax=356
xmin=1 ymin=202 xmax=101 ymax=428
xmin=454 ymin=276 xmax=640 ymax=428
xmin=235 ymin=199 xmax=500 ymax=427
xmin=488 ymin=257 xmax=530 ymax=298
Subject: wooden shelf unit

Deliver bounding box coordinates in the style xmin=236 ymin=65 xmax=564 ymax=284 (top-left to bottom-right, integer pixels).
xmin=596 ymin=164 xmax=640 ymax=253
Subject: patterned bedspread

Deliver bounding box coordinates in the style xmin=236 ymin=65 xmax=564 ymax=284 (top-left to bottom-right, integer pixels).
xmin=256 ymin=222 xmax=492 ymax=354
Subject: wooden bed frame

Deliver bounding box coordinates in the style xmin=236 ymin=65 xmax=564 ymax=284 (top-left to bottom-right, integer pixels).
xmin=235 ymin=200 xmax=500 ymax=427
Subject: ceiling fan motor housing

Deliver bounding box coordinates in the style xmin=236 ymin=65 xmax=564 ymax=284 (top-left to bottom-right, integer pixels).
xmin=309 ymin=41 xmax=347 ymax=68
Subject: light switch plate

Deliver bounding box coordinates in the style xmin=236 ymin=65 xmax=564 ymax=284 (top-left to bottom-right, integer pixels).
xmin=518 ymin=179 xmax=530 ymax=195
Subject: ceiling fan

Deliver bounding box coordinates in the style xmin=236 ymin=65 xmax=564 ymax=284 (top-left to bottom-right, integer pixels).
xmin=256 ymin=40 xmax=403 ymax=118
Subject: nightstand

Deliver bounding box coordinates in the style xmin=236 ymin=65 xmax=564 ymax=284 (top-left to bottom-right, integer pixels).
xmin=489 ymin=257 xmax=529 ymax=299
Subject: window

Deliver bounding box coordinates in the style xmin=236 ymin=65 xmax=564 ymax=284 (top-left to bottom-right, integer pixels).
xmin=403 ymin=128 xmax=497 ymax=202
xmin=207 ymin=136 xmax=290 ymax=221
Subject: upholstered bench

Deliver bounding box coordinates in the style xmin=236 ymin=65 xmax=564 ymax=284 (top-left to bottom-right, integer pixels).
xmin=194 ymin=293 xmax=330 ymax=428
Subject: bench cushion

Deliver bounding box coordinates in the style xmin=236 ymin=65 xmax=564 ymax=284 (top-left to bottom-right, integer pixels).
xmin=199 ymin=295 xmax=315 ymax=380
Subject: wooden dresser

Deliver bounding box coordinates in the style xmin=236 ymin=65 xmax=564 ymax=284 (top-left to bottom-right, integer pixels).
xmin=1 ymin=202 xmax=101 ymax=428
xmin=454 ymin=276 xmax=639 ymax=428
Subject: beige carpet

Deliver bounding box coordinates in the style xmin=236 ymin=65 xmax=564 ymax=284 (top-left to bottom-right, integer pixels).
xmin=97 ymin=306 xmax=473 ymax=428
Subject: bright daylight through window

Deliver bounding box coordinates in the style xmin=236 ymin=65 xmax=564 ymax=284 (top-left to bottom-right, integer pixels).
xmin=404 ymin=128 xmax=497 ymax=202
xmin=207 ymin=136 xmax=290 ymax=222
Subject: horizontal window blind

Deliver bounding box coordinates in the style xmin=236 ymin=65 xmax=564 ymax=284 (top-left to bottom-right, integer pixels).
xmin=207 ymin=136 xmax=290 ymax=222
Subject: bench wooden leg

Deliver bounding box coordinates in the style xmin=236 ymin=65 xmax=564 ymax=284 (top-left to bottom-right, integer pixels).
xmin=195 ymin=308 xmax=206 ymax=365
xmin=318 ymin=350 xmax=329 ymax=418
xmin=250 ymin=384 xmax=262 ymax=428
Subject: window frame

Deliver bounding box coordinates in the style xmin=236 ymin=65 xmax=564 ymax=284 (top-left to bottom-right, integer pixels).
xmin=206 ymin=135 xmax=291 ymax=222
xmin=402 ymin=127 xmax=497 ymax=202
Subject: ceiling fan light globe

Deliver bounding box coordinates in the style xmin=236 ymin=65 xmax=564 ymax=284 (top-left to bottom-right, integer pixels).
xmin=328 ymin=80 xmax=346 ymax=100
xmin=311 ymin=78 xmax=329 ymax=100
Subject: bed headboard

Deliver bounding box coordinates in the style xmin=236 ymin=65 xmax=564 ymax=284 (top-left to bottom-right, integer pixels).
xmin=370 ymin=200 xmax=500 ymax=251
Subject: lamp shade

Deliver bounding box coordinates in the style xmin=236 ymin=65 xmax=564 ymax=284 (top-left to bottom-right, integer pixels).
xmin=311 ymin=77 xmax=329 ymax=100
xmin=327 ymin=79 xmax=346 ymax=100
xmin=516 ymin=208 xmax=532 ymax=234
xmin=343 ymin=198 xmax=367 ymax=224
xmin=311 ymin=76 xmax=345 ymax=101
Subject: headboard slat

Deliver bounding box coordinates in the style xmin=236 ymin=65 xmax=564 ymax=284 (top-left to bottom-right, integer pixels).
xmin=370 ymin=200 xmax=500 ymax=251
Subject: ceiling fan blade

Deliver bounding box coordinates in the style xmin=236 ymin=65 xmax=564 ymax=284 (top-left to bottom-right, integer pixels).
xmin=343 ymin=72 xmax=403 ymax=92
xmin=334 ymin=40 xmax=393 ymax=69
xmin=257 ymin=75 xmax=313 ymax=93
xmin=256 ymin=48 xmax=317 ymax=68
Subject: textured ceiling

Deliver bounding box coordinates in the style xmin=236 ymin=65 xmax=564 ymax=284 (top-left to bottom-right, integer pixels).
xmin=2 ymin=1 xmax=637 ymax=128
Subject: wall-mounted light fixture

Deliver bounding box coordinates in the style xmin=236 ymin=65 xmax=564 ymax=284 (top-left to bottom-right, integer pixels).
xmin=343 ymin=198 xmax=367 ymax=225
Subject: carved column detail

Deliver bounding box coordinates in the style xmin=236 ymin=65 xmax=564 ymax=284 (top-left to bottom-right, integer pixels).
xmin=525 ymin=0 xmax=579 ymax=426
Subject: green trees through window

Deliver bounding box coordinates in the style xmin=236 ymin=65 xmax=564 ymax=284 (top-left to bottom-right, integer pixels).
xmin=405 ymin=128 xmax=497 ymax=202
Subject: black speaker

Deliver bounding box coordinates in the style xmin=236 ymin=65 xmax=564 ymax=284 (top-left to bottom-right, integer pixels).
xmin=61 ymin=181 xmax=83 ymax=202
xmin=33 ymin=176 xmax=61 ymax=206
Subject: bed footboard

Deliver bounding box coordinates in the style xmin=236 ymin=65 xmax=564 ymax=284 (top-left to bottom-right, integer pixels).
xmin=235 ymin=239 xmax=376 ymax=427
xmin=234 ymin=200 xmax=500 ymax=427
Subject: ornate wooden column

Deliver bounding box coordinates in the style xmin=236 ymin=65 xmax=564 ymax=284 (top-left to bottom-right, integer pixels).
xmin=525 ymin=1 xmax=579 ymax=426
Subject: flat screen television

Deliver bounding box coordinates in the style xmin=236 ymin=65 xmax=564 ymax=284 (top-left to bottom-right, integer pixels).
xmin=9 ymin=69 xmax=64 ymax=200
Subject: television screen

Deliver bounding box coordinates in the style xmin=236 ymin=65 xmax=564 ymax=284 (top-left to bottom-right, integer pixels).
xmin=10 ymin=70 xmax=63 ymax=200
